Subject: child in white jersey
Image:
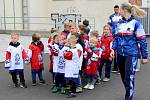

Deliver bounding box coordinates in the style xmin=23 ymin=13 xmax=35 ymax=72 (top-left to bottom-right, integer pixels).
xmin=64 ymin=35 xmax=82 ymax=98
xmin=46 ymin=33 xmax=70 ymax=94
xmin=5 ymin=33 xmax=29 ymax=88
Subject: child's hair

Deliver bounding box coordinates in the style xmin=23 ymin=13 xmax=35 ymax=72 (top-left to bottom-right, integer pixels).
xmin=51 ymin=32 xmax=61 ymax=40
xmin=83 ymin=19 xmax=89 ymax=27
xmin=32 ymin=33 xmax=40 ymax=42
xmin=91 ymin=30 xmax=99 ymax=38
xmin=121 ymin=3 xmax=147 ymax=18
xmin=70 ymin=22 xmax=78 ymax=28
xmin=50 ymin=28 xmax=59 ymax=34
xmin=11 ymin=32 xmax=19 ymax=37
xmin=71 ymin=33 xmax=79 ymax=39
xmin=89 ymin=36 xmax=98 ymax=44
xmin=64 ymin=22 xmax=70 ymax=28
xmin=78 ymin=25 xmax=86 ymax=33
xmin=103 ymin=25 xmax=112 ymax=33
xmin=114 ymin=5 xmax=119 ymax=8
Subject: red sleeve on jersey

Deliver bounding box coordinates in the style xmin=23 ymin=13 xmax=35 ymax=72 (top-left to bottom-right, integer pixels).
xmin=6 ymin=51 xmax=11 ymax=60
xmin=48 ymin=38 xmax=51 ymax=43
xmin=64 ymin=51 xmax=73 ymax=60
xmin=22 ymin=49 xmax=28 ymax=59
xmin=77 ymin=49 xmax=82 ymax=57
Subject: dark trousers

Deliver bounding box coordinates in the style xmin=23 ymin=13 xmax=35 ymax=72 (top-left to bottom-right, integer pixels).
xmin=55 ymin=73 xmax=65 ymax=87
xmin=9 ymin=69 xmax=25 ymax=85
xmin=117 ymin=54 xmax=138 ymax=100
xmin=31 ymin=69 xmax=44 ymax=82
xmin=113 ymin=55 xmax=119 ymax=71
xmin=99 ymin=59 xmax=112 ymax=78
xmin=69 ymin=80 xmax=77 ymax=93
xmin=86 ymin=74 xmax=97 ymax=85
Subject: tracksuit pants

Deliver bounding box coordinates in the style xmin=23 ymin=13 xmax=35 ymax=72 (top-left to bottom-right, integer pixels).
xmin=117 ymin=54 xmax=138 ymax=100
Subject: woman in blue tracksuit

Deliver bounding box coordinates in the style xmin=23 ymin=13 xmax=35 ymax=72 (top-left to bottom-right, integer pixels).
xmin=110 ymin=3 xmax=148 ymax=100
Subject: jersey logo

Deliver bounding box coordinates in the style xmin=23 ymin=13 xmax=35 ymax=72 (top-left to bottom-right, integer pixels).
xmin=15 ymin=53 xmax=20 ymax=65
xmin=58 ymin=56 xmax=65 ymax=69
xmin=102 ymin=45 xmax=106 ymax=52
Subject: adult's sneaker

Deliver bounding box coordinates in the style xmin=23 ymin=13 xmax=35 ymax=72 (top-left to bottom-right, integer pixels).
xmin=103 ymin=78 xmax=110 ymax=82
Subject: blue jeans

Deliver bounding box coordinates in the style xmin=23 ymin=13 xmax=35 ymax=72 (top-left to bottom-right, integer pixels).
xmin=31 ymin=69 xmax=44 ymax=82
xmin=98 ymin=59 xmax=112 ymax=78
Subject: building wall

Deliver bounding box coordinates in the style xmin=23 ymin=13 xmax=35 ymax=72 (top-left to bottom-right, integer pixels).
xmin=0 ymin=0 xmax=23 ymax=30
xmin=0 ymin=0 xmax=128 ymax=32
xmin=48 ymin=0 xmax=128 ymax=32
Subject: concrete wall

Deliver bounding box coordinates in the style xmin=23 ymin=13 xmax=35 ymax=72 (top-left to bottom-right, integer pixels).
xmin=48 ymin=0 xmax=128 ymax=32
xmin=28 ymin=0 xmax=50 ymax=31
xmin=0 ymin=0 xmax=128 ymax=32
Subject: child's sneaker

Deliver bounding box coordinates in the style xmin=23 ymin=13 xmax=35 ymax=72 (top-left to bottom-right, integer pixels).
xmin=76 ymin=86 xmax=83 ymax=93
xmin=103 ymin=78 xmax=110 ymax=82
xmin=111 ymin=70 xmax=118 ymax=73
xmin=60 ymin=87 xmax=66 ymax=94
xmin=20 ymin=83 xmax=27 ymax=88
xmin=39 ymin=80 xmax=46 ymax=85
xmin=14 ymin=83 xmax=19 ymax=88
xmin=32 ymin=81 xmax=36 ymax=86
xmin=88 ymin=85 xmax=94 ymax=90
xmin=66 ymin=93 xmax=77 ymax=98
xmin=83 ymin=83 xmax=90 ymax=89
xmin=51 ymin=86 xmax=59 ymax=93
xmin=95 ymin=79 xmax=101 ymax=85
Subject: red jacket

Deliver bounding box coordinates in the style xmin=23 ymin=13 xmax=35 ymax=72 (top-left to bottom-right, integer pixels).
xmin=84 ymin=47 xmax=100 ymax=76
xmin=100 ymin=34 xmax=113 ymax=59
xmin=29 ymin=41 xmax=44 ymax=70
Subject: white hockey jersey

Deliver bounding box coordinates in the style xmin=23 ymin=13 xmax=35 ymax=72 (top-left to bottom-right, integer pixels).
xmin=52 ymin=43 xmax=70 ymax=73
xmin=64 ymin=48 xmax=81 ymax=78
xmin=5 ymin=44 xmax=27 ymax=70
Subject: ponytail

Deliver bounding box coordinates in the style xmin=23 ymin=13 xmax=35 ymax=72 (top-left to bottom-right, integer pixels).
xmin=131 ymin=5 xmax=147 ymax=18
xmin=121 ymin=3 xmax=147 ymax=18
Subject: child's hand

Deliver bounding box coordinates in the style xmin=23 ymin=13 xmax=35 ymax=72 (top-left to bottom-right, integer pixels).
xmin=141 ymin=59 xmax=148 ymax=64
xmin=109 ymin=57 xmax=113 ymax=61
xmin=25 ymin=58 xmax=30 ymax=64
xmin=4 ymin=60 xmax=10 ymax=69
xmin=110 ymin=49 xmax=115 ymax=58
xmin=88 ymin=49 xmax=92 ymax=53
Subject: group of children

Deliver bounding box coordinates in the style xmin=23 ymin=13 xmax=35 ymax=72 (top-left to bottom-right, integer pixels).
xmin=5 ymin=21 xmax=115 ymax=98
